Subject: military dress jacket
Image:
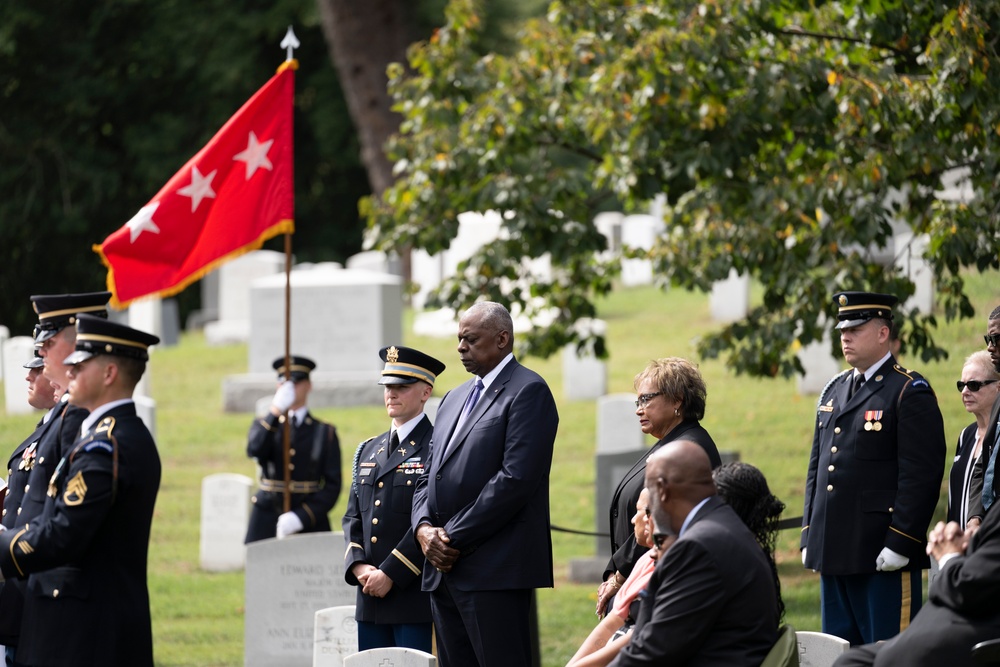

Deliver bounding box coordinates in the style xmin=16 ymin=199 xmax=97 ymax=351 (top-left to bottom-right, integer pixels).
xmin=245 ymin=411 xmax=341 ymax=542
xmin=0 ymin=401 xmax=87 ymax=646
xmin=343 ymin=415 xmax=432 ymax=624
xmin=802 ymin=357 xmax=946 ymax=574
xmin=0 ymin=402 xmax=161 ymax=667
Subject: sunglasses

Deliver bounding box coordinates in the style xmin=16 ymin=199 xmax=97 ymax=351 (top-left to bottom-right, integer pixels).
xmin=957 ymin=379 xmax=999 ymax=393
xmin=985 ymin=333 xmax=1000 ymax=348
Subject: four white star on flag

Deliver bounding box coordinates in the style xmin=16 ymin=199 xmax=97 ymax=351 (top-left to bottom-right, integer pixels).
xmin=126 ymin=203 xmax=161 ymax=243
xmin=177 ymin=166 xmax=217 ymax=212
xmin=233 ymin=131 xmax=274 ymax=179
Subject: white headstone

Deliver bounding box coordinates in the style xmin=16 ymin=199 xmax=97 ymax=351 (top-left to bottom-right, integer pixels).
xmin=0 ymin=325 xmax=10 ymax=382
xmin=797 ymin=333 xmax=843 ymax=396
xmin=133 ymin=395 xmax=157 ymax=439
xmin=205 ymin=250 xmax=285 ymax=345
xmin=709 ymin=270 xmax=750 ymax=323
xmin=343 ymin=648 xmax=437 ymax=667
xmin=245 ymin=532 xmax=355 ymax=667
xmin=247 ymin=267 xmax=402 ymax=376
xmin=596 ymin=394 xmax=646 ymax=454
xmin=796 ymin=631 xmax=850 ymax=667
xmin=620 ymin=214 xmax=664 ymax=286
xmin=346 ymin=251 xmax=392 ymax=275
xmin=410 ymin=249 xmax=444 ymax=311
xmin=3 ymin=336 xmax=36 ymax=415
xmin=562 ymin=346 xmax=607 ymax=401
xmin=129 ymin=298 xmax=162 ymax=340
xmin=312 ymin=605 xmax=358 ymax=667
xmin=895 ymin=231 xmax=933 ymax=315
xmin=200 ymin=473 xmax=253 ymax=572
xmin=423 ymin=397 xmax=440 ymax=423
xmin=594 ymin=212 xmax=624 ymax=255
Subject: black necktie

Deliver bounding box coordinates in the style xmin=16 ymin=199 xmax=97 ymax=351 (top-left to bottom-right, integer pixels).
xmin=389 ymin=430 xmax=400 ymax=454
xmin=850 ymin=373 xmax=865 ymax=399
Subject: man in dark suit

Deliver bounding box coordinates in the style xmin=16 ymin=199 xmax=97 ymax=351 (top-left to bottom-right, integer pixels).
xmin=0 ymin=314 xmax=161 ymax=666
xmin=412 ymin=301 xmax=559 ymax=667
xmin=833 ymin=511 xmax=1000 ymax=667
xmin=801 ymin=291 xmax=946 ymax=645
xmin=344 ymin=345 xmax=445 ymax=652
xmin=0 ymin=291 xmax=110 ymax=666
xmin=245 ymin=355 xmax=341 ymax=543
xmin=608 ymin=440 xmax=779 ymax=666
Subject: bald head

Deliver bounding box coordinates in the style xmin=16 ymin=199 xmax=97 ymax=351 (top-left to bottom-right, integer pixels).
xmin=645 ymin=440 xmax=717 ymax=537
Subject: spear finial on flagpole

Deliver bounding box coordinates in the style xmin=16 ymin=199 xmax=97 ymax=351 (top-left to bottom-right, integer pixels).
xmin=281 ymin=26 xmax=300 ymax=62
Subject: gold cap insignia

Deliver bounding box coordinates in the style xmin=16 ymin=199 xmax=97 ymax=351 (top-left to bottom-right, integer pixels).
xmin=386 ymin=346 xmax=399 ymax=363
xmin=838 ymin=295 xmax=848 ymax=306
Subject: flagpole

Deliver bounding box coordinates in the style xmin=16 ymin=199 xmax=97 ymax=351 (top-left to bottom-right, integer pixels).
xmin=279 ymin=25 xmax=299 ymax=516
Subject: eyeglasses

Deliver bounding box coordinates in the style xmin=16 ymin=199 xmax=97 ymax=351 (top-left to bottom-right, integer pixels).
xmin=635 ymin=392 xmax=664 ymax=408
xmin=957 ymin=379 xmax=999 ymax=393
xmin=985 ymin=333 xmax=1000 ymax=348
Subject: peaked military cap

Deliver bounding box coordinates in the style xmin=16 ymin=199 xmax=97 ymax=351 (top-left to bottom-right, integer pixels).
xmin=31 ymin=291 xmax=111 ymax=343
xmin=833 ymin=291 xmax=897 ymax=330
xmin=23 ymin=349 xmax=43 ymax=369
xmin=378 ymin=345 xmax=446 ymax=387
xmin=64 ymin=314 xmax=160 ymax=364
xmin=273 ymin=355 xmax=316 ymax=382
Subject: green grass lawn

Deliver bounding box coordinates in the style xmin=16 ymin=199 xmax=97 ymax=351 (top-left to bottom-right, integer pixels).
xmin=1 ymin=270 xmax=994 ymax=666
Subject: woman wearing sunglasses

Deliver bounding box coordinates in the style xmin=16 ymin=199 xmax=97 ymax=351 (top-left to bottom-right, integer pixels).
xmin=948 ymin=350 xmax=1000 ymax=531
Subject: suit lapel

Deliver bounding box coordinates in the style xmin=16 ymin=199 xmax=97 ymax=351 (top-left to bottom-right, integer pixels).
xmin=439 ymin=361 xmax=517 ymax=466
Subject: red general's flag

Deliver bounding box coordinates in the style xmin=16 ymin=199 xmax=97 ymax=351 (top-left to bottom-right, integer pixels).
xmin=95 ymin=61 xmax=297 ymax=308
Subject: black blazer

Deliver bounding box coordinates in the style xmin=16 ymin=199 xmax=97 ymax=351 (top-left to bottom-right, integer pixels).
xmin=858 ymin=489 xmax=1000 ymax=666
xmin=605 ymin=420 xmax=720 ymax=579
xmin=608 ymin=497 xmax=779 ymax=667
xmin=947 ymin=423 xmax=979 ymax=528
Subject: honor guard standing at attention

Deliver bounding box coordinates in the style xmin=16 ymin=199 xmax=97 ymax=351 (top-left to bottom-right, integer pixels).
xmin=245 ymin=356 xmax=341 ymax=543
xmin=0 ymin=314 xmax=161 ymax=667
xmin=0 ymin=291 xmax=110 ymax=666
xmin=801 ymin=291 xmax=945 ymax=645
xmin=343 ymin=345 xmax=445 ymax=653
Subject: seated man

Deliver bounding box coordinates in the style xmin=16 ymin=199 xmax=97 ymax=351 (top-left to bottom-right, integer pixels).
xmin=608 ymin=441 xmax=779 ymax=667
xmin=834 ymin=512 xmax=1000 ymax=667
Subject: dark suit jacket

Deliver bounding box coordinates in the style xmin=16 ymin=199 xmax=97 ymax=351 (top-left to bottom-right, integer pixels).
xmin=344 ymin=415 xmax=432 ymax=624
xmin=802 ymin=357 xmax=945 ymax=574
xmin=245 ymin=410 xmax=341 ymax=542
xmin=608 ymin=496 xmax=779 ymax=667
xmin=412 ymin=358 xmax=558 ymax=592
xmin=605 ymin=420 xmax=720 ymax=579
xmin=0 ymin=402 xmax=161 ymax=667
xmin=849 ymin=491 xmax=1000 ymax=667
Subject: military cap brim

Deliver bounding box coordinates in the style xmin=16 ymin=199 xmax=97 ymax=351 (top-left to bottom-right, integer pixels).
xmin=64 ymin=313 xmax=159 ymax=364
xmin=273 ymin=356 xmax=316 ymax=382
xmin=833 ymin=291 xmax=897 ymax=329
xmin=378 ymin=345 xmax=446 ymax=387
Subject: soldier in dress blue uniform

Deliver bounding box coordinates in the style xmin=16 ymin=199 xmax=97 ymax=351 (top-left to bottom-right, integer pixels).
xmin=343 ymin=345 xmax=445 ymax=652
xmin=801 ymin=291 xmax=946 ymax=645
xmin=245 ymin=356 xmax=341 ymax=543
xmin=0 ymin=313 xmax=161 ymax=667
xmin=0 ymin=292 xmax=110 ymax=666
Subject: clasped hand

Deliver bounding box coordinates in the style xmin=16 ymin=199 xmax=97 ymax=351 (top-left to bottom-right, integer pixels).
xmin=416 ymin=525 xmax=459 ymax=572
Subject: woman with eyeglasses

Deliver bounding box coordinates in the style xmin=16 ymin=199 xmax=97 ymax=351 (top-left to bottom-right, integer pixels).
xmin=948 ymin=350 xmax=1000 ymax=531
xmin=597 ymin=358 xmax=720 ymax=617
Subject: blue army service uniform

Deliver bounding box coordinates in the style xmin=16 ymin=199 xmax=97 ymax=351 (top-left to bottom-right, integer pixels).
xmin=0 ymin=313 xmax=161 ymax=667
xmin=0 ymin=291 xmax=108 ymax=656
xmin=343 ymin=344 xmax=445 ymax=653
xmin=245 ymin=410 xmax=341 ymax=542
xmin=802 ymin=293 xmax=945 ymax=646
xmin=344 ymin=420 xmax=433 ymax=629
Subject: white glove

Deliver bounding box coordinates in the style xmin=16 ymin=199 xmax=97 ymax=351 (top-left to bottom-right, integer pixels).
xmin=876 ymin=546 xmax=909 ymax=571
xmin=276 ymin=511 xmax=304 ymax=539
xmin=272 ymin=380 xmax=296 ymax=413
xmin=801 ymin=548 xmax=807 ymax=566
